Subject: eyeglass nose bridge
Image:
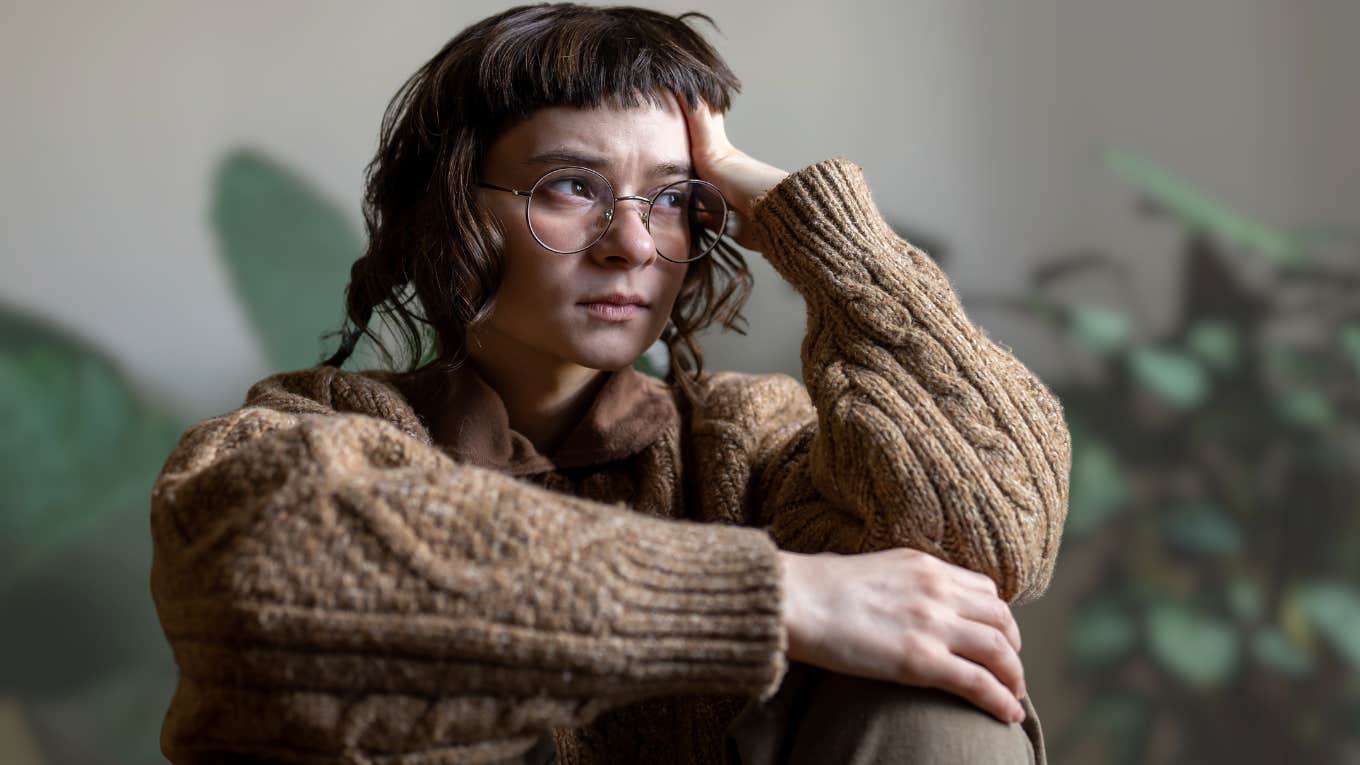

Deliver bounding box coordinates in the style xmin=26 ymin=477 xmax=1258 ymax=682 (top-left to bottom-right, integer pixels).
xmin=604 ymin=194 xmax=654 ymax=227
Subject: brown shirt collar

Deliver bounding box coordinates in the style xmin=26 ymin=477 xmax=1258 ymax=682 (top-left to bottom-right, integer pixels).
xmin=380 ymin=361 xmax=677 ymax=476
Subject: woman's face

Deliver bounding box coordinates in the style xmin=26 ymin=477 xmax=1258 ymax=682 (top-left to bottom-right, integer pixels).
xmin=471 ymin=94 xmax=693 ymax=375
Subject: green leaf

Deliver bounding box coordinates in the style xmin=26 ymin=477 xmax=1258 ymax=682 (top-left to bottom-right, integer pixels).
xmin=1088 ymin=695 xmax=1146 ymax=765
xmin=1227 ymin=578 xmax=1264 ymax=623
xmin=1251 ymin=626 xmax=1314 ymax=677
xmin=23 ymin=649 xmax=177 ymax=765
xmin=1065 ymin=428 xmax=1129 ymax=536
xmin=1 ymin=501 xmax=173 ymax=697
xmin=1068 ymin=304 xmax=1132 ymax=355
xmin=1262 ymin=345 xmax=1323 ymax=385
xmin=1163 ymin=502 xmax=1243 ymax=556
xmin=0 ymin=306 xmax=183 ymax=596
xmin=1186 ymin=319 xmax=1239 ymax=372
xmin=0 ymin=313 xmax=183 ymax=762
xmin=1276 ymin=388 xmax=1335 ymax=430
xmin=1145 ymin=601 xmax=1240 ymax=689
xmin=1106 ymin=150 xmax=1309 ymax=267
xmin=1127 ymin=346 xmax=1211 ymax=410
xmin=211 ymin=149 xmax=363 ymax=370
xmin=1341 ymin=322 xmax=1360 ymax=377
xmin=1069 ymin=601 xmax=1136 ymax=666
xmin=1295 ymin=580 xmax=1360 ymax=669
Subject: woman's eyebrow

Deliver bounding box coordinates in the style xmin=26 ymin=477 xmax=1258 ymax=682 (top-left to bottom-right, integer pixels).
xmin=523 ymin=148 xmax=694 ymax=178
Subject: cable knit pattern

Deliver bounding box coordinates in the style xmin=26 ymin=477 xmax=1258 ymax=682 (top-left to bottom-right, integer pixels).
xmin=741 ymin=159 xmax=1071 ymax=604
xmin=148 ymin=157 xmax=1070 ymax=764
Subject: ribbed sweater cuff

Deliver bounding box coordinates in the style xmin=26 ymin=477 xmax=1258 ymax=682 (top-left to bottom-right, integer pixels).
xmin=597 ymin=520 xmax=789 ymax=701
xmin=749 ymin=157 xmax=903 ymax=304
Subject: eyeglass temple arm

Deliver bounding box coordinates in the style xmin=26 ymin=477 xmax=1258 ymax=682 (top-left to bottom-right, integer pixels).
xmin=477 ymin=182 xmax=531 ymax=197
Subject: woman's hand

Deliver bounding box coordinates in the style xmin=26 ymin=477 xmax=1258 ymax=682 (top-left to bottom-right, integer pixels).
xmin=674 ymin=90 xmax=789 ymax=252
xmin=778 ymin=548 xmax=1030 ymax=724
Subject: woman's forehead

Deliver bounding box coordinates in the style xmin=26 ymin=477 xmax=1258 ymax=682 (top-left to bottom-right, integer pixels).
xmin=490 ymin=100 xmax=690 ymax=171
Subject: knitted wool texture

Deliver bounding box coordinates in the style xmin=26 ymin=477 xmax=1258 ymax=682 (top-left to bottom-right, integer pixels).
xmin=149 ymin=157 xmax=1071 ymax=764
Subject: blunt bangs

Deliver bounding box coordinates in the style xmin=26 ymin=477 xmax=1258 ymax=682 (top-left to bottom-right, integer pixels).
xmin=470 ymin=4 xmax=739 ymax=130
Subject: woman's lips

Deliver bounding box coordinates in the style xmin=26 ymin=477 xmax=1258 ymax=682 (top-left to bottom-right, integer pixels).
xmin=579 ymin=302 xmax=645 ymax=321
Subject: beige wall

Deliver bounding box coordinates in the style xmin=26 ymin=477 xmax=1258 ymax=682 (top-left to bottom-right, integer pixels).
xmin=2 ymin=0 xmax=1356 ymax=417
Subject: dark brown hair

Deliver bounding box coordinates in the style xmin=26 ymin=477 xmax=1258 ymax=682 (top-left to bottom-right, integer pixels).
xmin=319 ymin=2 xmax=753 ymax=402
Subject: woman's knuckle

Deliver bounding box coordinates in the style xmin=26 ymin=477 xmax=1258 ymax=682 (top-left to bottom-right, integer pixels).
xmin=913 ymin=602 xmax=942 ymax=631
xmin=901 ymin=597 xmax=928 ymax=623
xmin=989 ymin=629 xmax=1012 ymax=658
xmin=918 ymin=572 xmax=944 ymax=598
xmin=989 ymin=599 xmax=1010 ymax=625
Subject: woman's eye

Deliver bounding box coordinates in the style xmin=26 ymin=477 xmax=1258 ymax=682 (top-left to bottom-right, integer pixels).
xmin=656 ymin=189 xmax=689 ymax=208
xmin=545 ymin=178 xmax=595 ymax=198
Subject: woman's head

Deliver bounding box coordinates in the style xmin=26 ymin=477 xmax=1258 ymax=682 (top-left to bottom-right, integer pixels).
xmin=321 ymin=3 xmax=753 ymax=399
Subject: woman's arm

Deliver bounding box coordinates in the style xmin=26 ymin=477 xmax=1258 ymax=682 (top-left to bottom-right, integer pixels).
xmin=678 ymin=94 xmax=1071 ymax=606
xmin=150 ymin=367 xmax=786 ymax=763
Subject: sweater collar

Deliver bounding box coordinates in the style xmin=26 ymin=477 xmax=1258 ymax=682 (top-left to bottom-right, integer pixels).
xmin=385 ymin=360 xmax=677 ymax=476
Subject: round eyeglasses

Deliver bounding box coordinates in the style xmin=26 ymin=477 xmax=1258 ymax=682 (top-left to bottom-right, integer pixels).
xmin=477 ymin=166 xmax=728 ymax=263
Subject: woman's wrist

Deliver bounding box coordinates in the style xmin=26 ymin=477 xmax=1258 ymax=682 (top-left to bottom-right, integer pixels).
xmin=778 ymin=550 xmax=820 ymax=662
xmin=720 ymin=154 xmax=790 ymax=219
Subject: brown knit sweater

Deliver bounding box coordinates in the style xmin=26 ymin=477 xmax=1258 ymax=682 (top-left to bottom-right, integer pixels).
xmin=149 ymin=158 xmax=1071 ymax=764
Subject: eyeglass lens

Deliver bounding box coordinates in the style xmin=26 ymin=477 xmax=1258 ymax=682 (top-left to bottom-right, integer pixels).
xmin=525 ymin=168 xmax=726 ymax=262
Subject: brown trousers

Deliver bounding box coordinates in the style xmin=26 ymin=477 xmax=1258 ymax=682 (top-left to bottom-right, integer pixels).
xmin=723 ymin=661 xmax=1044 ymax=765
xmin=520 ymin=661 xmax=1044 ymax=764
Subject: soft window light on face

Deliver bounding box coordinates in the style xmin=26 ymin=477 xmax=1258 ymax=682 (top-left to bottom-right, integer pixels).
xmin=472 ymin=97 xmax=694 ymax=377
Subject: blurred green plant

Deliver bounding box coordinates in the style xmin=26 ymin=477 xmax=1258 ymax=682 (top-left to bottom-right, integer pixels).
xmin=973 ymin=151 xmax=1360 ymax=763
xmin=0 ymin=306 xmax=182 ymax=765
xmin=212 ymin=149 xmax=364 ymax=367
xmin=0 ymin=148 xmax=375 ymax=764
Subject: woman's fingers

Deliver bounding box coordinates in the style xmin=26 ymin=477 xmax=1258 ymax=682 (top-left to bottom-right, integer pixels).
xmin=672 ymin=89 xmax=789 ymax=232
xmin=945 ymin=617 xmax=1027 ymax=703
xmin=674 ymin=89 xmax=733 ymax=165
xmin=919 ymin=648 xmax=1028 ymax=725
xmin=953 ymin=565 xmax=1002 ymax=600
xmin=951 ymin=586 xmax=1022 ymax=654
xmin=927 ymin=555 xmax=1020 ymax=652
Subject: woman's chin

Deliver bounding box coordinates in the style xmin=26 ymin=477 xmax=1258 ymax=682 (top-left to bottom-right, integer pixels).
xmin=569 ymin=343 xmax=651 ymax=372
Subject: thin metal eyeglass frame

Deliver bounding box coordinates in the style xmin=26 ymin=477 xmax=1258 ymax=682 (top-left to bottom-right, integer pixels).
xmin=477 ymin=165 xmax=728 ymax=263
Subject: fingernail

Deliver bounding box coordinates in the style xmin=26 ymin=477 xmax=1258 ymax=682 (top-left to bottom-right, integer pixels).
xmin=1013 ymin=706 xmax=1026 ymax=723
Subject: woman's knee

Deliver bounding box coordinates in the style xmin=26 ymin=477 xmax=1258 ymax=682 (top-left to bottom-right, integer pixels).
xmin=785 ymin=665 xmax=1037 ymax=764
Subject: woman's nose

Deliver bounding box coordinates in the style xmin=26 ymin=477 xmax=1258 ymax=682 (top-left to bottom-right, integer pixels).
xmin=593 ymin=200 xmax=657 ymax=267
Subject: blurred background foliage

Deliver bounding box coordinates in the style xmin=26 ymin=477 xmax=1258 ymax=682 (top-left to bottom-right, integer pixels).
xmin=2 ymin=145 xmax=1358 ymax=763
xmin=0 ymin=149 xmax=371 ymax=764
xmin=968 ymin=151 xmax=1360 ymax=763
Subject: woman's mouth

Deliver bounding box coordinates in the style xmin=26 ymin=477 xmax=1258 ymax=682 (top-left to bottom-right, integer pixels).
xmin=579 ymin=302 xmax=646 ymax=321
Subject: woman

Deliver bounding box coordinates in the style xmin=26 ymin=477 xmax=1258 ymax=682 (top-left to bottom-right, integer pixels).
xmin=149 ymin=4 xmax=1070 ymax=764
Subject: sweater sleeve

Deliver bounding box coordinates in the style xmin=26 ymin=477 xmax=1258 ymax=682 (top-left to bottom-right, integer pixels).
xmin=148 ymin=366 xmax=786 ymax=764
xmin=723 ymin=158 xmax=1071 ymax=606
